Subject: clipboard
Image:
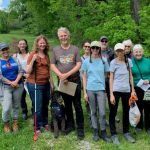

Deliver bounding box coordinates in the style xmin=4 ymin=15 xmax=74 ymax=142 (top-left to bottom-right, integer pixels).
xmin=58 ymin=80 xmax=77 ymax=96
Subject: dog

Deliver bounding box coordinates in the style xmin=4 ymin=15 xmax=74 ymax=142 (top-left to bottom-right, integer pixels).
xmin=50 ymin=91 xmax=66 ymax=138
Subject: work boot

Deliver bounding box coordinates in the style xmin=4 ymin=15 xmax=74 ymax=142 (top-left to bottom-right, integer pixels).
xmin=13 ymin=120 xmax=19 ymax=132
xmin=4 ymin=122 xmax=11 ymax=133
xmin=101 ymin=130 xmax=111 ymax=143
xmin=77 ymin=129 xmax=85 ymax=140
xmin=93 ymin=129 xmax=100 ymax=141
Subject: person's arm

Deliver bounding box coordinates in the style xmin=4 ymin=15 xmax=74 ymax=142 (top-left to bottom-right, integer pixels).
xmin=26 ymin=54 xmax=38 ymax=74
xmin=82 ymin=71 xmax=88 ymax=102
xmin=129 ymin=69 xmax=136 ymax=96
xmin=109 ymin=72 xmax=115 ymax=105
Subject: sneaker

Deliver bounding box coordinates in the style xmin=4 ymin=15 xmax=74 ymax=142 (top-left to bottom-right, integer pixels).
xmin=135 ymin=128 xmax=142 ymax=133
xmin=105 ymin=120 xmax=109 ymax=126
xmin=124 ymin=133 xmax=135 ymax=143
xmin=101 ymin=130 xmax=111 ymax=143
xmin=93 ymin=129 xmax=100 ymax=141
xmin=22 ymin=113 xmax=27 ymax=120
xmin=111 ymin=135 xmax=120 ymax=145
xmin=77 ymin=129 xmax=85 ymax=140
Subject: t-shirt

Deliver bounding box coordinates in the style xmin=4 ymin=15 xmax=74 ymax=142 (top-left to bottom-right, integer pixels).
xmin=27 ymin=51 xmax=50 ymax=84
xmin=50 ymin=45 xmax=81 ymax=73
xmin=110 ymin=58 xmax=133 ymax=92
xmin=0 ymin=57 xmax=22 ymax=82
xmin=81 ymin=57 xmax=109 ymax=91
xmin=16 ymin=53 xmax=29 ymax=73
xmin=132 ymin=57 xmax=150 ymax=86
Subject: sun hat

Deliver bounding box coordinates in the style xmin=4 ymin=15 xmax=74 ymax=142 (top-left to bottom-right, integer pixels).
xmin=90 ymin=41 xmax=100 ymax=47
xmin=114 ymin=43 xmax=125 ymax=51
xmin=0 ymin=43 xmax=9 ymax=51
xmin=100 ymin=36 xmax=108 ymax=41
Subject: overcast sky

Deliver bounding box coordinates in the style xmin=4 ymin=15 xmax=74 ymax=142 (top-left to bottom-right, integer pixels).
xmin=0 ymin=0 xmax=10 ymax=10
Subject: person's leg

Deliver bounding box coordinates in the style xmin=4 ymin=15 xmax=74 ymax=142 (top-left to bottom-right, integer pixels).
xmin=121 ymin=92 xmax=130 ymax=134
xmin=96 ymin=90 xmax=111 ymax=142
xmin=135 ymin=87 xmax=144 ymax=129
xmin=87 ymin=90 xmax=99 ymax=141
xmin=2 ymin=85 xmax=12 ymax=133
xmin=42 ymin=83 xmax=50 ymax=127
xmin=27 ymin=83 xmax=43 ymax=131
xmin=61 ymin=93 xmax=74 ymax=130
xmin=144 ymin=101 xmax=150 ymax=131
xmin=109 ymin=92 xmax=120 ymax=136
xmin=12 ymin=84 xmax=24 ymax=131
xmin=21 ymin=88 xmax=28 ymax=118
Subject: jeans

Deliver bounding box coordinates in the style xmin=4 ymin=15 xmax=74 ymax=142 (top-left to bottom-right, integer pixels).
xmin=27 ymin=82 xmax=51 ymax=130
xmin=109 ymin=92 xmax=130 ymax=135
xmin=87 ymin=90 xmax=106 ymax=130
xmin=2 ymin=84 xmax=24 ymax=122
xmin=60 ymin=79 xmax=84 ymax=130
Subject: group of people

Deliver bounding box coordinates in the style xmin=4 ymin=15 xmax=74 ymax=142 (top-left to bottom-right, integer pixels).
xmin=0 ymin=27 xmax=150 ymax=145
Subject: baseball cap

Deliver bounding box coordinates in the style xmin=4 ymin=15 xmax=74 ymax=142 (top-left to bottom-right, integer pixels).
xmin=90 ymin=41 xmax=100 ymax=47
xmin=0 ymin=43 xmax=9 ymax=51
xmin=114 ymin=43 xmax=125 ymax=51
xmin=100 ymin=36 xmax=108 ymax=41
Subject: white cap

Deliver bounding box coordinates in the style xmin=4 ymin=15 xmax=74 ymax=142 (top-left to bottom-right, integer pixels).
xmin=114 ymin=43 xmax=125 ymax=51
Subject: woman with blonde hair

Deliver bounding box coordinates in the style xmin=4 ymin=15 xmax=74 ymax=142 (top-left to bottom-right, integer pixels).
xmin=26 ymin=35 xmax=54 ymax=136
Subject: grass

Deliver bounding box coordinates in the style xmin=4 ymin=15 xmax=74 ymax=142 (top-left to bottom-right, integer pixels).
xmin=0 ymin=30 xmax=150 ymax=150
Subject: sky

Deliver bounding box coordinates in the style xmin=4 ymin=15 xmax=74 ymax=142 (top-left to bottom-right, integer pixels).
xmin=0 ymin=0 xmax=10 ymax=10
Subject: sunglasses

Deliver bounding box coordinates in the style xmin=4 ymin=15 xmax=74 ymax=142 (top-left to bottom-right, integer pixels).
xmin=101 ymin=40 xmax=108 ymax=43
xmin=84 ymin=46 xmax=90 ymax=48
xmin=125 ymin=45 xmax=131 ymax=48
xmin=1 ymin=48 xmax=9 ymax=51
xmin=91 ymin=46 xmax=100 ymax=50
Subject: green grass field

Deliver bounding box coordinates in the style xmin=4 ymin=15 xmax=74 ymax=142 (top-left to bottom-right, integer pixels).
xmin=0 ymin=31 xmax=150 ymax=150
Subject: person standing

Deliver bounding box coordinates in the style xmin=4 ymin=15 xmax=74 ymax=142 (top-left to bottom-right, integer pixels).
xmin=132 ymin=44 xmax=150 ymax=133
xmin=0 ymin=43 xmax=24 ymax=133
xmin=109 ymin=43 xmax=135 ymax=144
xmin=51 ymin=27 xmax=84 ymax=140
xmin=13 ymin=39 xmax=30 ymax=120
xmin=82 ymin=41 xmax=110 ymax=142
xmin=123 ymin=39 xmax=133 ymax=59
xmin=26 ymin=35 xmax=54 ymax=136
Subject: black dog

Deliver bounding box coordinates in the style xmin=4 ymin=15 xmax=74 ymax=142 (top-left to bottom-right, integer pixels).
xmin=50 ymin=91 xmax=65 ymax=138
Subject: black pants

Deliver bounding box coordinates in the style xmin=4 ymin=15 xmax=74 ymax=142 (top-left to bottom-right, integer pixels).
xmin=105 ymin=81 xmax=111 ymax=109
xmin=109 ymin=92 xmax=130 ymax=135
xmin=61 ymin=80 xmax=84 ymax=130
xmin=135 ymin=87 xmax=150 ymax=130
xmin=21 ymin=88 xmax=28 ymax=115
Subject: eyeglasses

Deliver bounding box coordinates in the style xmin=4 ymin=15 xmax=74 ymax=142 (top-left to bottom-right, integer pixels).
xmin=101 ymin=40 xmax=108 ymax=43
xmin=125 ymin=45 xmax=131 ymax=48
xmin=84 ymin=46 xmax=90 ymax=48
xmin=91 ymin=46 xmax=100 ymax=50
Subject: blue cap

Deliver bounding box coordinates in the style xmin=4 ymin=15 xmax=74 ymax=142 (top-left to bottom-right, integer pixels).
xmin=0 ymin=43 xmax=9 ymax=51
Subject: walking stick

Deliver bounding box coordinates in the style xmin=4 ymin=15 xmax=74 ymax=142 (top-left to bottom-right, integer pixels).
xmin=33 ymin=61 xmax=38 ymax=141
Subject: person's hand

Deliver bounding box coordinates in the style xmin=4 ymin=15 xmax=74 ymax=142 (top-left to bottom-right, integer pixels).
xmin=143 ymin=80 xmax=149 ymax=85
xmin=84 ymin=93 xmax=89 ymax=103
xmin=110 ymin=94 xmax=115 ymax=105
xmin=59 ymin=73 xmax=69 ymax=81
xmin=10 ymin=81 xmax=19 ymax=88
xmin=32 ymin=54 xmax=38 ymax=63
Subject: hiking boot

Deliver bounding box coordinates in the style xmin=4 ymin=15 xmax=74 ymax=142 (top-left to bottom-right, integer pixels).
xmin=13 ymin=120 xmax=19 ymax=132
xmin=101 ymin=130 xmax=111 ymax=143
xmin=124 ymin=133 xmax=135 ymax=143
xmin=77 ymin=129 xmax=85 ymax=140
xmin=111 ymin=135 xmax=120 ymax=145
xmin=33 ymin=130 xmax=41 ymax=141
xmin=93 ymin=129 xmax=100 ymax=141
xmin=4 ymin=122 xmax=11 ymax=133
